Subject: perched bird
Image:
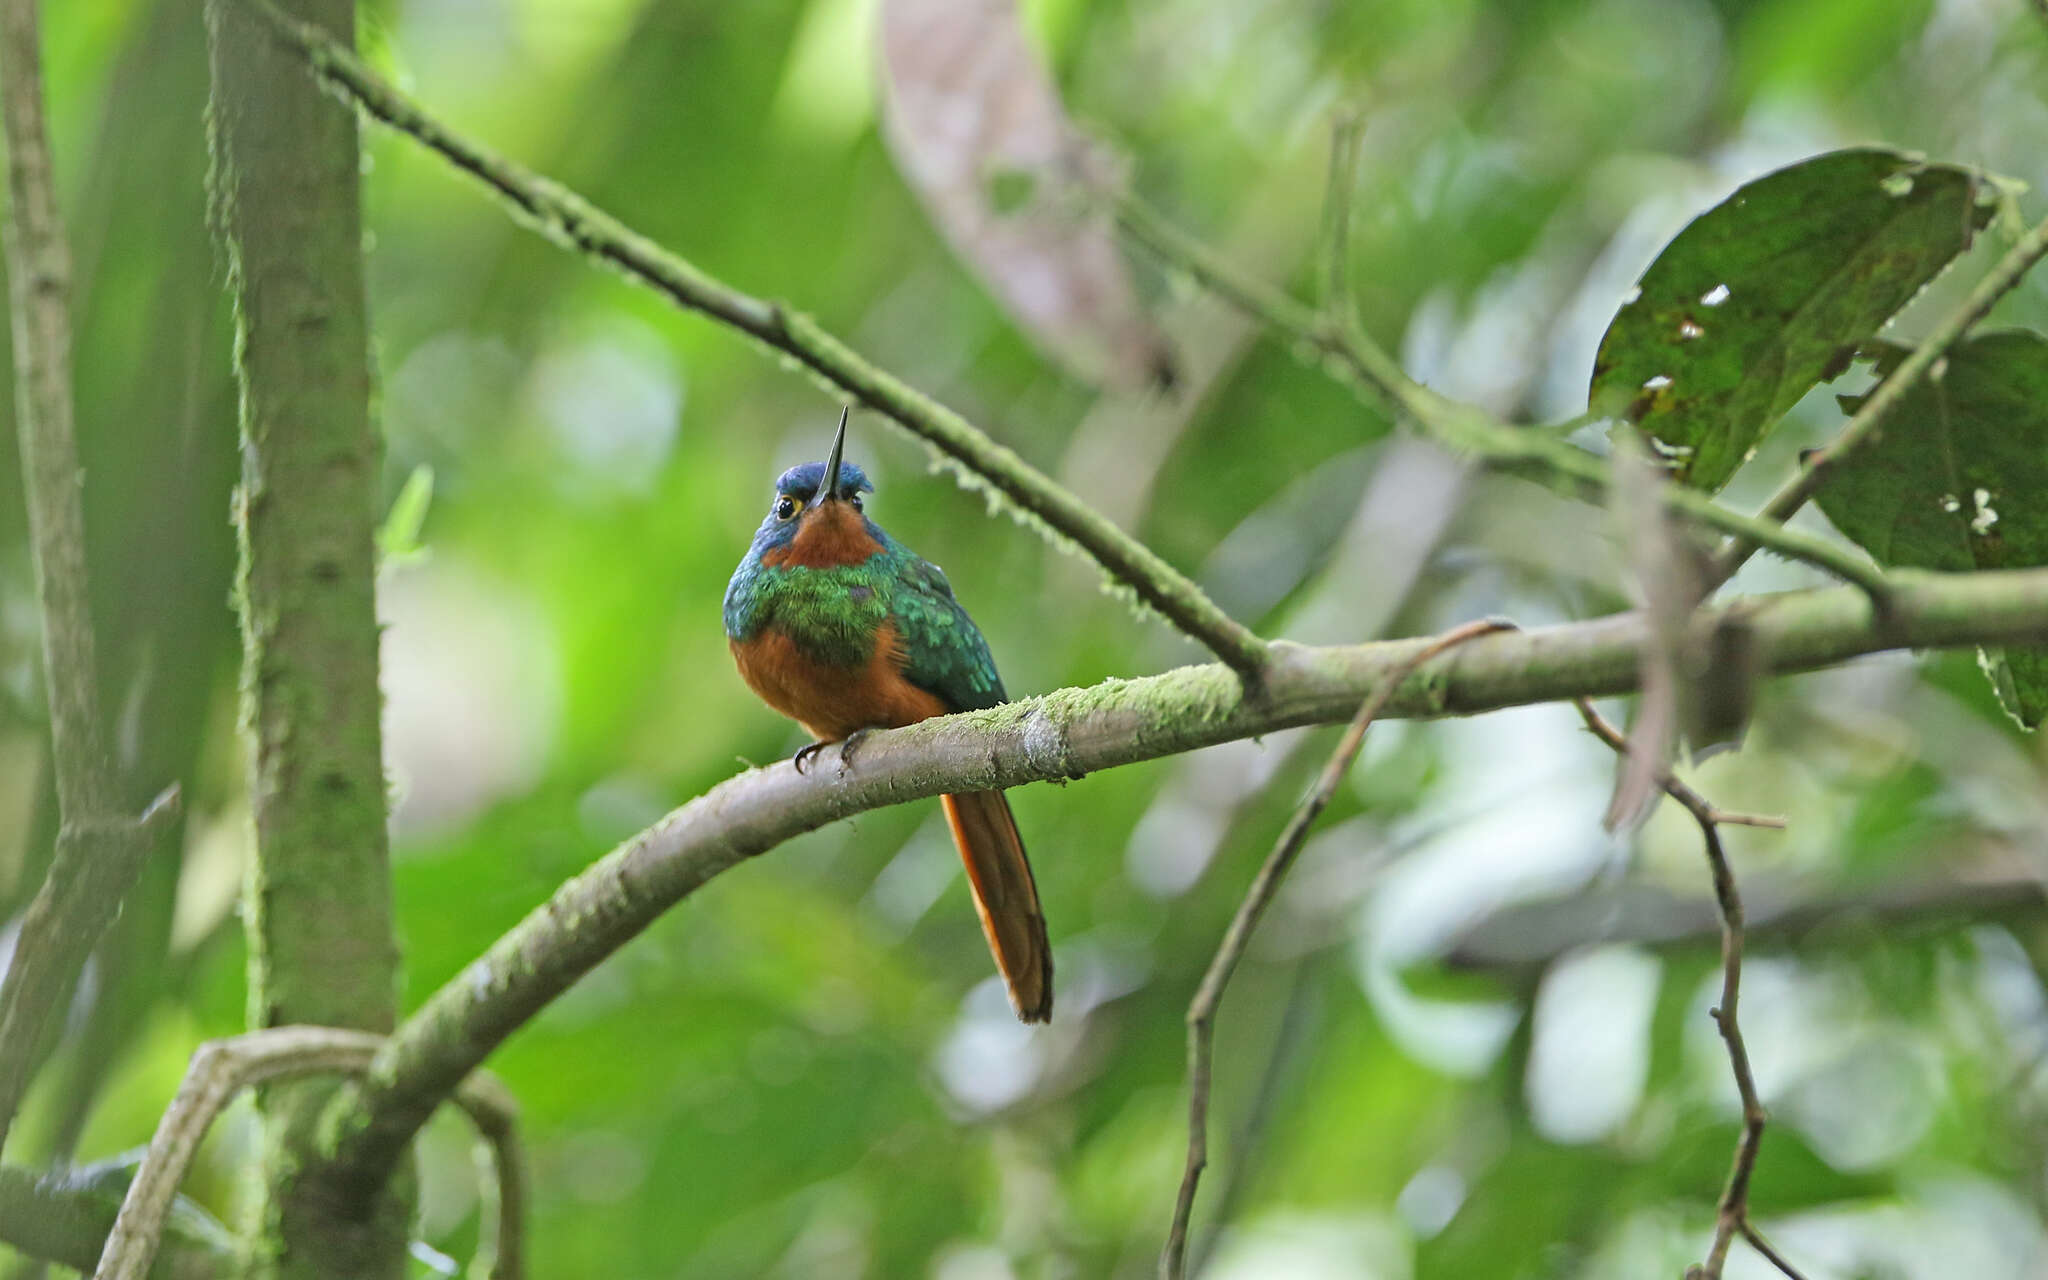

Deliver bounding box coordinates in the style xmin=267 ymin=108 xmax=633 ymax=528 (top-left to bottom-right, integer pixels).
xmin=723 ymin=409 xmax=1053 ymax=1022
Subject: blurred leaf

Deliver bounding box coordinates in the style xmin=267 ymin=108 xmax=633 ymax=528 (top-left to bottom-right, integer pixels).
xmin=1591 ymin=148 xmax=1996 ymax=493
xmin=1987 ymin=648 xmax=2048 ymax=728
xmin=1815 ymin=331 xmax=2048 ymax=725
xmin=1681 ymin=612 xmax=1758 ymax=760
xmin=1606 ymin=431 xmax=1694 ymax=828
xmin=878 ymin=0 xmax=1173 ymax=389
xmin=24 ymin=2 xmax=2048 ymax=1275
xmin=1658 ymin=1112 xmax=1896 ymax=1211
xmin=377 ymin=462 xmax=435 ymax=571
xmin=1605 ymin=428 xmax=1751 ymax=822
xmin=1418 ymin=1136 xmax=1623 ymax=1277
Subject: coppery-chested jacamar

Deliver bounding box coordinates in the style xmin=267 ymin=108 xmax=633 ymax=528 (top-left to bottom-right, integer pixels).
xmin=723 ymin=409 xmax=1052 ymax=1023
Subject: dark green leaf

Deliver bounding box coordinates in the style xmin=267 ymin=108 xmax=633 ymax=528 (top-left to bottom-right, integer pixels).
xmin=1997 ymin=650 xmax=2048 ymax=727
xmin=1591 ymin=148 xmax=1996 ymax=493
xmin=1816 ymin=330 xmax=2048 ymax=725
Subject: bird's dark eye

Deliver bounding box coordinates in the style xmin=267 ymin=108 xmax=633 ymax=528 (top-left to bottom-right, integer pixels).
xmin=773 ymin=496 xmax=799 ymax=521
xmin=847 ymin=494 xmax=863 ymax=510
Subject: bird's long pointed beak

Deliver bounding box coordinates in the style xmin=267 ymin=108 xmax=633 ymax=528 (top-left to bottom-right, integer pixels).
xmin=807 ymin=406 xmax=849 ymax=511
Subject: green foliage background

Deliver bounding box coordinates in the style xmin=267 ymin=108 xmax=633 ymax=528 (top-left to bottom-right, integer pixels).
xmin=3 ymin=0 xmax=2048 ymax=1276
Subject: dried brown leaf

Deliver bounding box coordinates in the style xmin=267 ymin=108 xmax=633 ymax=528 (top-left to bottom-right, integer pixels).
xmin=878 ymin=0 xmax=1173 ymax=390
xmin=1607 ymin=431 xmax=1698 ymax=828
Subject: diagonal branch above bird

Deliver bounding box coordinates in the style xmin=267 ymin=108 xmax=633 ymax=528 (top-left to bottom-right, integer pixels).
xmin=724 ymin=408 xmax=1054 ymax=1023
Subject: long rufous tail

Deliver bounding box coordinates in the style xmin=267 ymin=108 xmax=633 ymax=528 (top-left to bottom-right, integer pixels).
xmin=941 ymin=790 xmax=1052 ymax=1022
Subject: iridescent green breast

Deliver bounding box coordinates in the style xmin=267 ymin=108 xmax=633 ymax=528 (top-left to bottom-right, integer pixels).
xmin=724 ymin=559 xmax=892 ymax=669
xmin=724 ymin=532 xmax=1005 ymax=712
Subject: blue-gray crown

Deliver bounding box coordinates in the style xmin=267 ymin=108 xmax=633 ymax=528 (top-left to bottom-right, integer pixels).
xmin=775 ymin=460 xmax=873 ymax=501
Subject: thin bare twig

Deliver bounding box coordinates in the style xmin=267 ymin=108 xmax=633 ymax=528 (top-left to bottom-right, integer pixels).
xmin=1702 ymin=809 xmax=1788 ymax=830
xmin=1186 ymin=959 xmax=1322 ymax=1279
xmin=1573 ymin=699 xmax=1801 ymax=1280
xmin=1573 ymin=701 xmax=1784 ymax=830
xmin=1696 ymin=807 xmax=1765 ymax=1280
xmin=455 ymin=1074 xmax=526 ymax=1280
xmin=1161 ymin=617 xmax=1513 ymax=1279
xmin=321 ymin=564 xmax=2048 ymax=1199
xmin=1114 ymin=184 xmax=1432 ymax=426
xmin=1709 ymin=209 xmax=2048 ymax=586
xmin=1742 ymin=1220 xmax=1811 ymax=1280
xmin=0 ymin=0 xmax=178 ymax=1157
xmin=94 ymin=1028 xmax=520 ymax=1280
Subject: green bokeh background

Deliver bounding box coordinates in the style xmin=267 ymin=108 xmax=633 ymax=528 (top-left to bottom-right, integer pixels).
xmin=3 ymin=1 xmax=2048 ymax=1276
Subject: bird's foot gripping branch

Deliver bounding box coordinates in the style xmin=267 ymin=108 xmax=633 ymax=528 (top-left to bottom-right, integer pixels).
xmin=3 ymin=3 xmax=2046 ymax=1277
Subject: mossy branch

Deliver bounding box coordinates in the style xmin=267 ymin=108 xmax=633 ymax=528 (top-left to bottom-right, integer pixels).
xmin=249 ymin=0 xmax=1270 ymax=679
xmin=316 ymin=564 xmax=2048 ymax=1194
xmin=205 ymin=0 xmax=406 ymax=1270
xmin=1113 ymin=192 xmax=1896 ymax=601
xmin=94 ymin=1029 xmax=521 ymax=1280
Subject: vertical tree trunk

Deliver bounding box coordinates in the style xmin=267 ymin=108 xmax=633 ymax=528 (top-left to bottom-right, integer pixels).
xmin=203 ymin=0 xmax=406 ymax=1274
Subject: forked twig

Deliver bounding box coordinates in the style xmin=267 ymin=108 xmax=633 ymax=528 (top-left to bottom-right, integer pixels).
xmin=1573 ymin=701 xmax=1784 ymax=830
xmin=1161 ymin=618 xmax=1513 ymax=1278
xmin=94 ymin=1028 xmax=522 ymax=1280
xmin=1741 ymin=1221 xmax=1810 ymax=1280
xmin=1574 ymin=699 xmax=1804 ymax=1280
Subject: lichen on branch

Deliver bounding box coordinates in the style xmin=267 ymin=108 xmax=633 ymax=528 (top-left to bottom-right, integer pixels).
xmin=319 ymin=565 xmax=2048 ymax=1192
xmin=205 ymin=0 xmax=407 ymax=1273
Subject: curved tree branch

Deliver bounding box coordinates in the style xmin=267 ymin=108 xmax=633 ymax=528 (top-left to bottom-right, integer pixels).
xmin=312 ymin=565 xmax=2048 ymax=1195
xmin=213 ymin=10 xmax=2048 ymax=1249
xmin=0 ymin=0 xmax=177 ymax=1157
xmin=95 ymin=1028 xmax=520 ymax=1280
xmin=248 ymin=0 xmax=1270 ymax=680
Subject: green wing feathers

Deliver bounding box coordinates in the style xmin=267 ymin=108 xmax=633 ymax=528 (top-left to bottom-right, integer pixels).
xmin=895 ymin=554 xmax=1047 ymax=1018
xmin=891 ymin=554 xmax=1006 ymax=712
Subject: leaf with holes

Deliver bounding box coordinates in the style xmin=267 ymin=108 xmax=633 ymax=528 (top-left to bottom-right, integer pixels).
xmin=1590 ymin=149 xmax=1997 ymax=493
xmin=879 ymin=0 xmax=1173 ymax=391
xmin=1815 ymin=331 xmax=2048 ymax=726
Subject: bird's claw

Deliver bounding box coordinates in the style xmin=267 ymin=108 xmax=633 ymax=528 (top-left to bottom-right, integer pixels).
xmin=792 ymin=741 xmax=830 ymax=775
xmin=793 ymin=730 xmax=870 ymax=777
xmin=835 ymin=729 xmax=871 ymax=777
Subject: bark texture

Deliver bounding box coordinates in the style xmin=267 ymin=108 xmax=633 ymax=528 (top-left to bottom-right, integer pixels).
xmin=203 ymin=0 xmax=405 ymax=1273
